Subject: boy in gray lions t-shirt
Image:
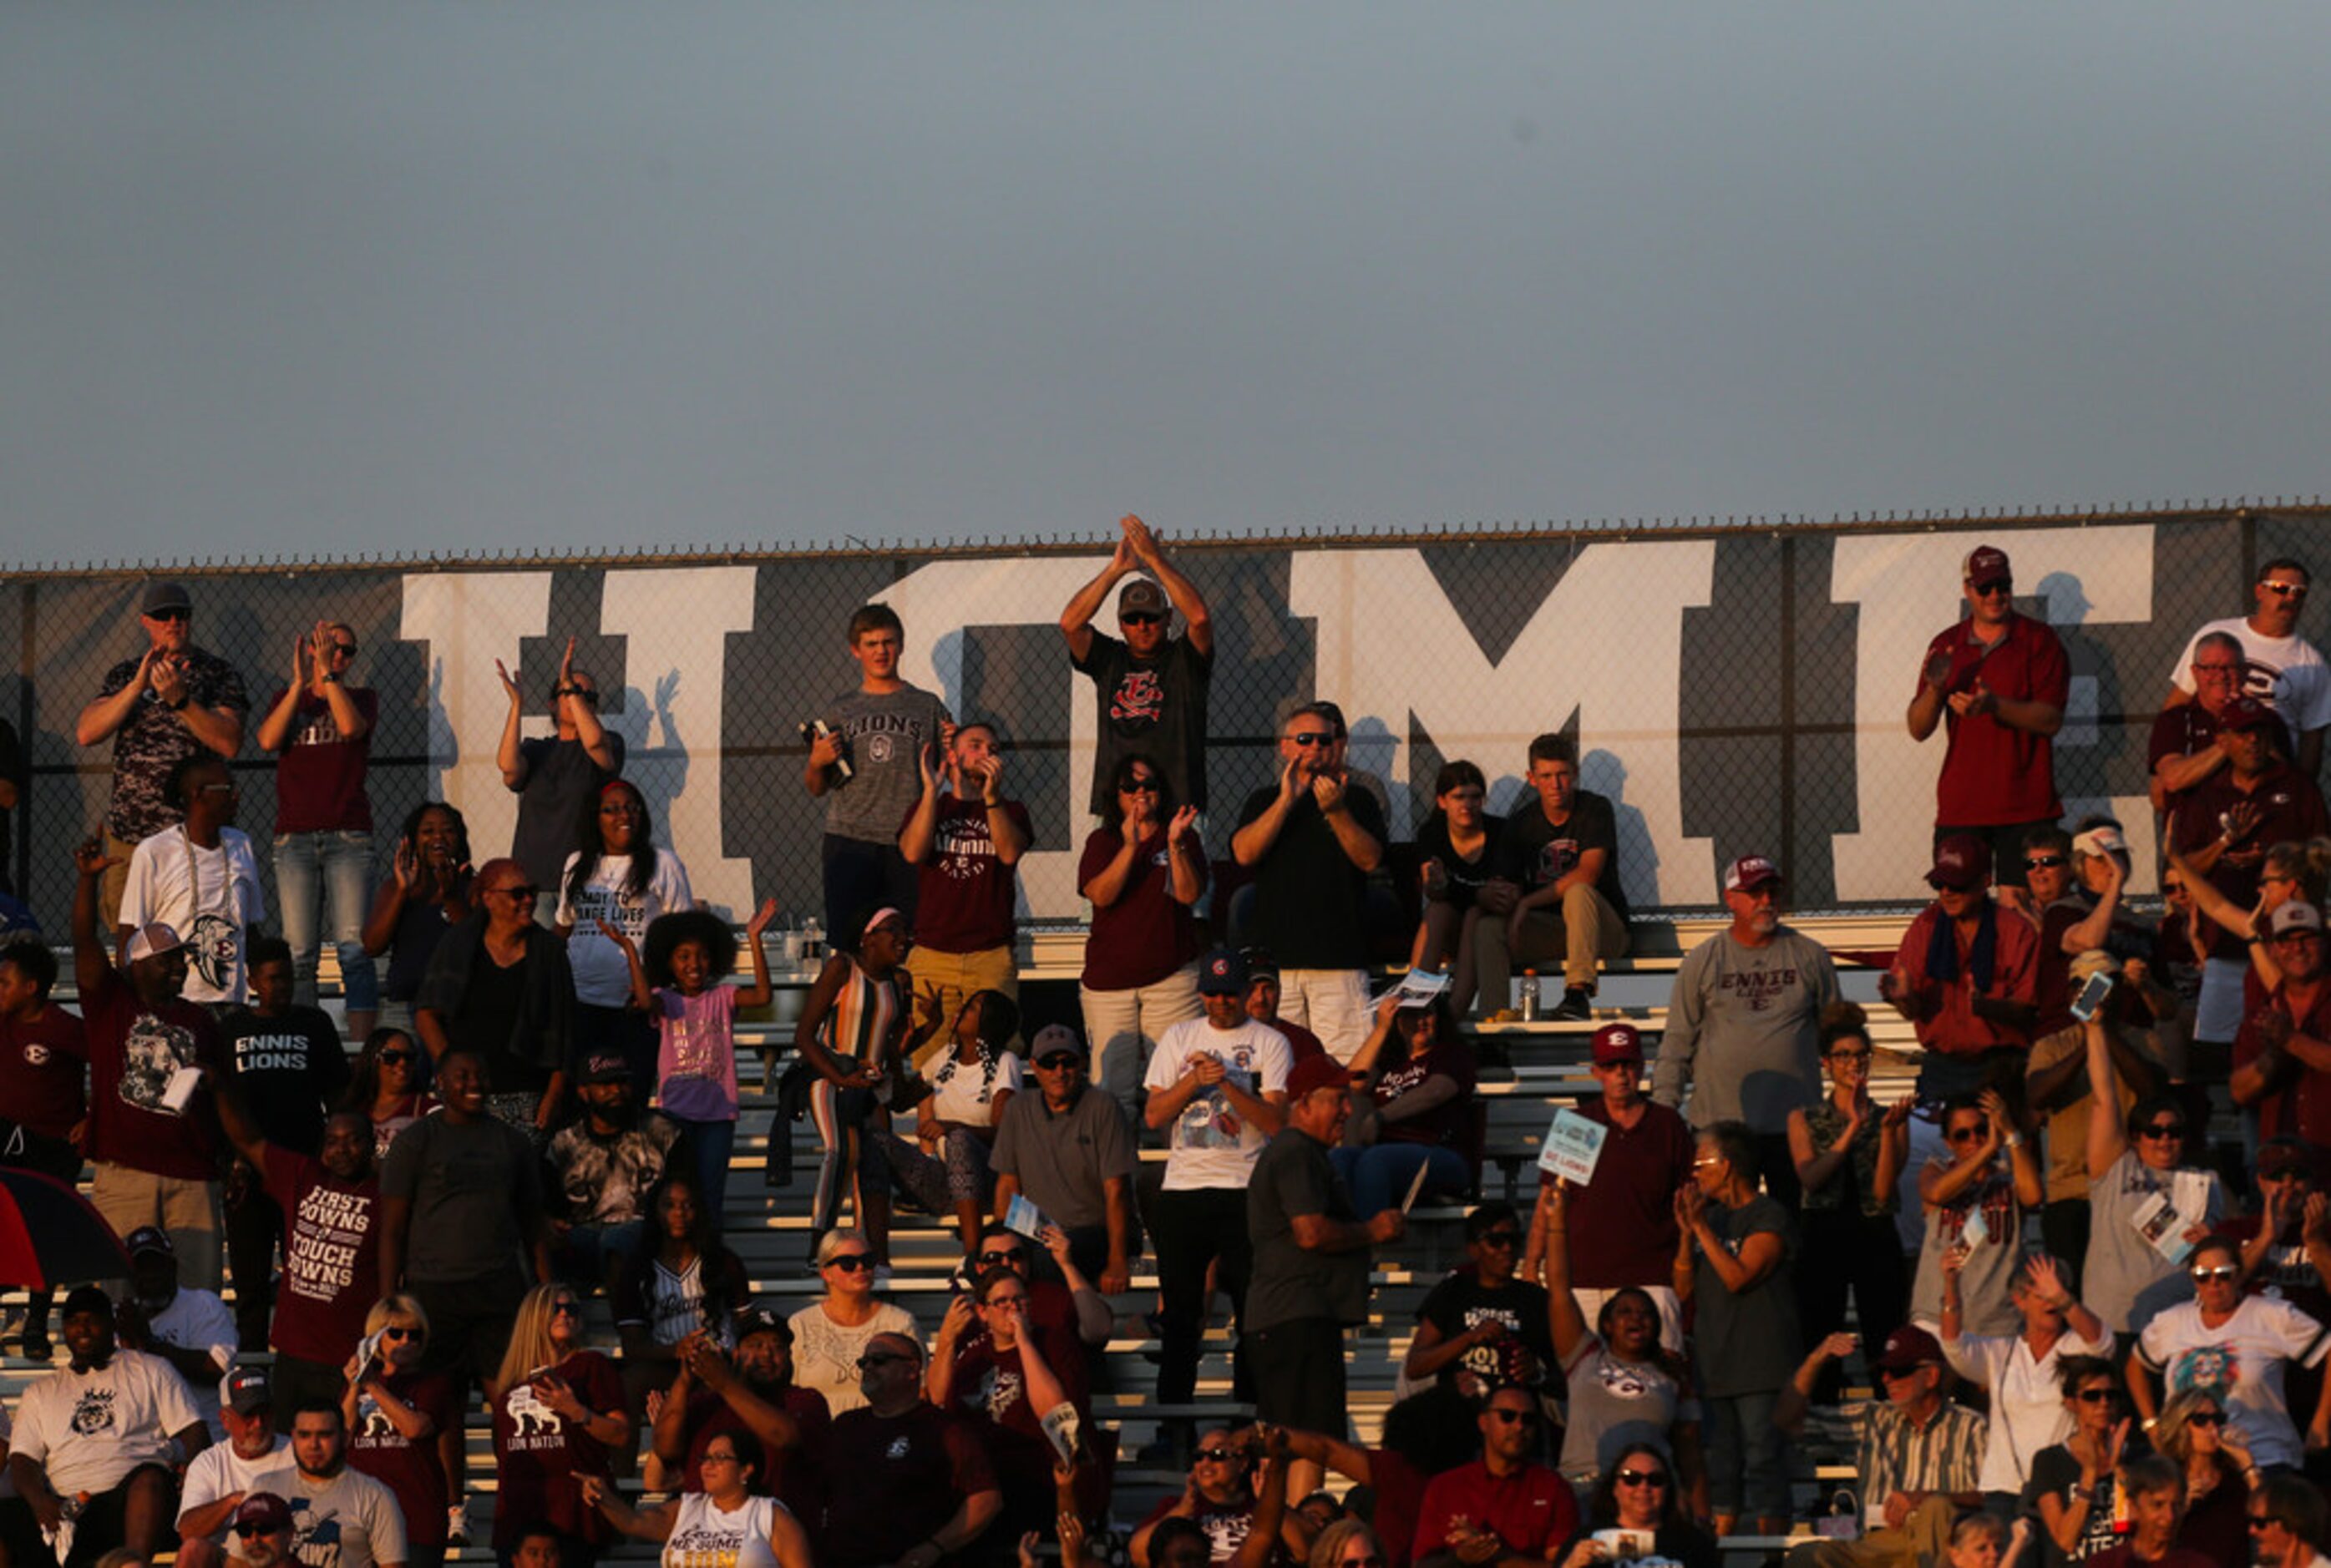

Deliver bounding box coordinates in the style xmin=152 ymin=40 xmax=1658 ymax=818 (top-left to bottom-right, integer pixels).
xmin=802 ymin=603 xmax=952 ymax=944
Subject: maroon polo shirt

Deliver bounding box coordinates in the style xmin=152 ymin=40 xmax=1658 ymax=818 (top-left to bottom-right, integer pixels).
xmin=2147 ymin=701 xmax=2228 ymax=808
xmin=1411 ymin=1459 xmax=1578 ymax=1564
xmin=1891 ymin=902 xmax=2040 ymax=1055
xmin=1535 ymin=1097 xmax=1694 ymax=1291
xmin=1918 ymin=611 xmax=2070 ymax=827
xmin=2231 ymin=975 xmax=2331 ymax=1148
xmin=2171 ymin=761 xmax=2331 ymax=960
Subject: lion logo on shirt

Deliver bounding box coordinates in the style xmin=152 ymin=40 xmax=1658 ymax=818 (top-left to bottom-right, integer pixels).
xmin=504 ymin=1383 xmax=563 ymax=1440
xmin=2169 ymin=1344 xmax=2238 ymax=1404
xmin=119 ymin=1014 xmax=198 ymax=1112
xmin=68 ymin=1388 xmax=118 ymax=1437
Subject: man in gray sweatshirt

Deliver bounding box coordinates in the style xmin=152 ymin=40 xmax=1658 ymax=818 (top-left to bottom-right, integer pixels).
xmin=1651 ymin=854 xmax=1840 ymax=1203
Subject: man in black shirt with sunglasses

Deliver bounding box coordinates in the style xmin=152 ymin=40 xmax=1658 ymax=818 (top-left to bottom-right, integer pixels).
xmin=1062 ymin=513 xmax=1215 ymax=819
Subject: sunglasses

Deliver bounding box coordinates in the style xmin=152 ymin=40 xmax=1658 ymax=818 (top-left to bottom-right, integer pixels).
xmin=2262 ymin=582 xmax=2310 ymax=597
xmin=700 ymin=1450 xmax=742 ymax=1466
xmin=550 ymin=1300 xmax=580 ymax=1316
xmin=981 ymin=1295 xmax=1028 ymax=1310
xmin=2025 ymin=854 xmax=2066 ymax=869
xmin=146 ymin=607 xmax=193 ymax=623
xmin=1946 ymin=1128 xmax=1985 ymax=1145
xmin=1880 ymin=1364 xmax=1930 ymax=1382
xmin=856 ymin=1350 xmax=913 ymax=1369
xmin=1692 ymin=1155 xmax=1722 ymax=1169
xmin=378 ymin=1050 xmax=415 ymax=1065
xmin=828 ymin=1254 xmax=877 ymax=1272
xmin=1488 ymin=1407 xmax=1539 ymax=1425
xmin=1194 ymin=1448 xmax=1243 ymax=1464
xmin=330 ymin=642 xmax=358 ymax=656
xmin=1121 ymin=613 xmax=1163 ymax=626
xmin=1287 ymin=731 xmax=1335 ymax=747
xmin=2187 ymin=1410 xmax=2225 ymax=1428
xmin=975 ymin=1249 xmax=1026 ymax=1267
xmin=232 ymin=1524 xmax=280 ymax=1539
xmin=557 ymin=685 xmax=601 ymax=704
xmin=1035 ymin=1055 xmax=1082 ymax=1071
xmin=1121 ymin=778 xmax=1163 ymax=793
xmin=493 ymin=884 xmax=541 ymax=901
xmin=1476 ymin=1231 xmax=1523 ymax=1249
xmin=2192 ymin=1264 xmax=2240 ymax=1282
xmin=1970 ymin=579 xmax=2013 ymax=596
xmin=2138 ymin=1123 xmax=2187 ymax=1140
xmin=1615 ymin=1469 xmax=1670 ymax=1488
xmin=2075 ymin=1388 xmax=2118 ymax=1404
xmin=382 ymin=1325 xmax=421 ymax=1341
xmin=197 ymin=781 xmax=239 ymax=796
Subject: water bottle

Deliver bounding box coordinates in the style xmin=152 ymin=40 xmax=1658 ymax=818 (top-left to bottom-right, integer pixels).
xmin=803 ymin=918 xmax=823 ymax=965
xmin=1518 ymin=969 xmax=1540 ymax=1021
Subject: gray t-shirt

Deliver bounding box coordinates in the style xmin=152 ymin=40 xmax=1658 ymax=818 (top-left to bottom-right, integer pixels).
xmin=989 ymin=1085 xmax=1138 ymax=1232
xmin=379 ymin=1112 xmax=541 ymax=1286
xmin=1908 ymin=1161 xmax=2024 ymax=1335
xmin=1689 ymin=1192 xmax=1799 ymax=1398
xmin=252 ymin=1464 xmax=408 ymax=1568
xmin=1652 ymin=928 xmax=1840 ymax=1133
xmin=1558 ymin=1335 xmax=1697 ymax=1484
xmin=2084 ymin=1149 xmax=2225 ymax=1335
xmin=1245 ymin=1127 xmax=1367 ymax=1333
xmin=818 ymin=685 xmax=952 ymax=845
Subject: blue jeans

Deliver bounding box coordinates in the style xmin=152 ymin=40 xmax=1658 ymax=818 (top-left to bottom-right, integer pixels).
xmin=273 ymin=829 xmax=378 ymax=1013
xmin=1329 ymin=1143 xmax=1471 ymax=1216
xmin=1702 ymin=1388 xmax=1789 ymax=1520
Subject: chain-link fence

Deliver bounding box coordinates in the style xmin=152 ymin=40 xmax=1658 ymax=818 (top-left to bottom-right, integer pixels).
xmin=1 ymin=506 xmax=2313 ymax=938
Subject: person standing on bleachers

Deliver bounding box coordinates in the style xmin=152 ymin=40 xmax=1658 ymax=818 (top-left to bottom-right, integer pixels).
xmin=899 ymin=721 xmax=1031 ymax=1067
xmin=118 ymin=753 xmax=266 ymax=1009
xmin=990 ymin=1024 xmax=1139 ymax=1294
xmin=1471 ymin=733 xmax=1630 ymax=1024
xmin=1061 ymin=513 xmax=1216 ymax=823
xmin=1651 ymin=852 xmax=1838 ymax=1205
xmin=1881 ymin=835 xmax=2040 ymax=1104
xmin=413 ymin=859 xmax=575 ymax=1137
xmin=1524 ymin=1024 xmax=1695 ymax=1353
xmin=1077 ymin=754 xmax=1209 ymax=1121
xmin=1938 ymin=1252 xmax=2109 ymax=1515
xmin=1231 ymin=705 xmax=1386 ymax=1062
xmin=75 ymin=580 xmax=251 ymax=929
xmin=1788 ymin=1004 xmax=1913 ymax=1399
xmin=0 ymin=935 xmax=87 ymax=1362
xmin=496 ymin=638 xmax=625 ymax=927
xmin=650 ymin=1309 xmax=830 ymax=1529
xmin=72 ymin=837 xmax=235 ymax=1292
xmin=542 ymin=1048 xmax=683 ymax=1294
xmin=1906 ymin=543 xmax=2069 ymax=898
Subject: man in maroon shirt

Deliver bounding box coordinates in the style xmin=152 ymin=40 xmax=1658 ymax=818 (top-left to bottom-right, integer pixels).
xmin=651 ymin=1313 xmax=829 ymax=1526
xmin=817 ymin=1332 xmax=1000 ymax=1568
xmin=1526 ymin=1023 xmax=1692 ymax=1351
xmin=1410 ymin=1383 xmax=1578 ymax=1568
xmin=0 ymin=937 xmax=88 ymax=1360
xmin=211 ymin=1077 xmax=379 ymax=1416
xmin=2172 ymin=696 xmax=2331 ymax=1048
xmin=2232 ymin=901 xmax=2331 ymax=1149
xmin=73 ymin=837 xmax=233 ymax=1291
xmin=899 ymin=721 xmax=1031 ymax=1066
xmin=2151 ymin=630 xmax=2249 ymax=815
xmin=1882 ymin=835 xmax=2040 ymax=1101
xmin=1906 ymin=544 xmax=2070 ymax=892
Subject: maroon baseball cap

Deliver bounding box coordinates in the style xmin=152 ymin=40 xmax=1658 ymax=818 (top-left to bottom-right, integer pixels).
xmin=1928 ymin=833 xmax=1992 ymax=890
xmin=2222 ymin=695 xmax=2281 ymax=734
xmin=1962 ymin=545 xmax=2011 ymax=585
xmin=1589 ymin=1023 xmax=1644 ymax=1065
xmin=231 ymin=1493 xmax=294 ymax=1535
xmin=1288 ymin=1055 xmax=1351 ymax=1101
xmin=1876 ymin=1324 xmax=1944 ymax=1373
xmin=1725 ymin=854 xmax=1781 ymax=895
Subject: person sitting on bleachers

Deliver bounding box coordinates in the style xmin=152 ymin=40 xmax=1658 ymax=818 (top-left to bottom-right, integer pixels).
xmin=928 ymin=1266 xmax=1095 ymax=1547
xmin=1650 ymin=852 xmax=1840 ymax=1206
xmin=486 ymin=1283 xmax=631 ymax=1568
xmin=544 ymin=1046 xmax=682 ymax=1293
xmin=2078 ymin=1010 xmax=2225 ymax=1339
xmin=1537 ymin=1184 xmax=1705 ymax=1511
xmin=1264 ymin=1386 xmax=1486 ymax=1568
xmin=176 ymin=1368 xmax=291 ymax=1568
xmin=1410 ymin=1383 xmax=1579 ymax=1568
xmin=991 ymin=1024 xmax=1139 ymax=1295
xmin=613 ymin=1171 xmax=753 ymax=1418
xmin=2081 ymin=1454 xmax=2217 ymax=1568
xmin=1777 ymin=1327 xmax=1988 ymax=1568
xmin=1880 ymin=835 xmax=2040 ymax=1105
xmin=1523 ymin=1024 xmax=1693 ymax=1353
xmin=2150 ymin=1389 xmax=2258 ymax=1564
xmin=1335 ymin=991 xmax=1477 ymax=1219
xmin=1674 ymin=1120 xmax=1798 ymax=1539
xmin=1406 ymin=761 xmax=1502 ymax=1017
xmin=1130 ymin=1426 xmax=1306 ymax=1568
xmin=1240 ymin=949 xmax=1326 ymax=1065
xmin=342 ymin=1295 xmax=463 ymax=1568
xmin=1405 ymin=1203 xmax=1556 ymax=1404
xmin=116 ymin=1227 xmax=236 ymax=1434
xmin=651 ymin=1309 xmax=829 ymax=1530
xmin=874 ymin=989 xmax=1022 ymax=1260
xmin=952 ymin=1224 xmax=1114 ymax=1357
xmin=247 ymin=1400 xmax=408 ymax=1568
xmin=1559 ymin=1439 xmax=1720 ymax=1568
xmin=580 ymin=1432 xmax=815 ymax=1568
xmin=7 ymin=1285 xmax=211 ymax=1568
xmin=788 ymin=1229 xmax=916 ymax=1418
xmin=817 ymin=1331 xmax=1002 ymax=1568
xmin=1938 ymin=1251 xmax=2109 ymax=1514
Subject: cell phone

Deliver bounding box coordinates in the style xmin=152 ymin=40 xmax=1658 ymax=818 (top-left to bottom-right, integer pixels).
xmin=2069 ymin=971 xmax=2114 ymax=1022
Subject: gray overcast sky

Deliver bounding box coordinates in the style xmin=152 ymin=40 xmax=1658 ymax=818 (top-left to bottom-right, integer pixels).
xmin=5 ymin=3 xmax=2328 ymax=565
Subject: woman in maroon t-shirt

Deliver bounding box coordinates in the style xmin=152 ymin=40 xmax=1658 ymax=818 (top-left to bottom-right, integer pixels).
xmin=1333 ymin=993 xmax=1478 ymax=1216
xmin=342 ymin=1292 xmax=463 ymax=1568
xmin=489 ymin=1283 xmax=631 ymax=1565
xmin=341 ymin=1027 xmax=438 ymax=1161
xmin=1077 ymin=752 xmax=1208 ymax=1116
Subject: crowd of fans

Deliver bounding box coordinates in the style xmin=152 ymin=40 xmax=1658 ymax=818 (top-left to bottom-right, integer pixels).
xmin=2 ymin=527 xmax=2331 ymax=1568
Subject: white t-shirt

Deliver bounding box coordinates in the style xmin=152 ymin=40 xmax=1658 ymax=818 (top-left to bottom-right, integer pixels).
xmin=2170 ymin=615 xmax=2331 ymax=749
xmin=180 ymin=1435 xmax=294 ymax=1542
xmin=141 ymin=1287 xmax=238 ymax=1442
xmin=784 ymin=1300 xmax=916 ymax=1417
xmin=251 ymin=1464 xmax=408 ymax=1568
xmin=557 ymin=848 xmax=694 ymax=1008
xmin=926 ymin=1050 xmax=1023 ymax=1129
xmin=12 ymin=1350 xmax=205 ymax=1497
xmin=664 ymin=1491 xmax=786 ymax=1568
xmin=2136 ymin=1293 xmax=2331 ymax=1469
xmin=1941 ymin=1326 xmax=2111 ymax=1495
xmin=1144 ymin=1019 xmax=1292 ymax=1191
xmin=120 ymin=827 xmax=267 ymax=1004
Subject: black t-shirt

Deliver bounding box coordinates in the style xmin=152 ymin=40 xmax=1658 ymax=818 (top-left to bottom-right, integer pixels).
xmin=2022 ymin=1444 xmax=2122 ymax=1566
xmin=1494 ymin=791 xmax=1630 ymax=924
xmin=1416 ymin=812 xmax=1506 ymax=911
xmin=819 ymin=1404 xmax=998 ymax=1568
xmin=220 ymin=1004 xmax=351 ymax=1156
xmin=448 ymin=952 xmax=550 ymax=1094
xmin=1416 ymin=1271 xmax=1556 ymax=1391
xmin=1246 ymin=1128 xmax=1368 ymax=1332
xmin=1235 ymin=786 xmax=1388 ymax=969
xmin=1074 ymin=631 xmax=1212 ymax=814
xmin=379 ymin=1112 xmax=543 ymax=1286
xmin=509 ymin=732 xmax=626 ymax=893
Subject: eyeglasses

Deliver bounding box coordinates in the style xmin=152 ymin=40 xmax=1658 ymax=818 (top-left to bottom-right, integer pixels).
xmin=701 ymin=1450 xmax=742 ymax=1466
xmin=2075 ymin=1388 xmax=2118 ymax=1404
xmin=975 ymin=1249 xmax=1026 ymax=1267
xmin=1970 ymin=579 xmax=2012 ymax=597
xmin=1615 ymin=1469 xmax=1670 ymax=1488
xmin=1476 ymin=1231 xmax=1523 ymax=1249
xmin=828 ymin=1254 xmax=877 ymax=1272
xmin=1287 ymin=731 xmax=1334 ymax=747
xmin=2192 ymin=1264 xmax=2240 ymax=1282
xmin=550 ymin=1300 xmax=580 ymax=1316
xmin=1121 ymin=778 xmax=1163 ymax=793
xmin=378 ymin=1050 xmax=415 ymax=1065
xmin=1488 ymin=1407 xmax=1539 ymax=1426
xmin=856 ymin=1351 xmax=914 ymax=1370
xmin=1827 ymin=1047 xmax=1872 ymax=1062
xmin=2262 ymin=581 xmax=2310 ymax=598
xmin=2025 ymin=854 xmax=2066 ymax=869
xmin=981 ymin=1295 xmax=1028 ymax=1310
xmin=2187 ymin=1410 xmax=2225 ymax=1428
xmin=146 ymin=608 xmax=193 ymax=624
xmin=2138 ymin=1122 xmax=2187 ymax=1140
xmin=1193 ymin=1449 xmax=1241 ymax=1464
